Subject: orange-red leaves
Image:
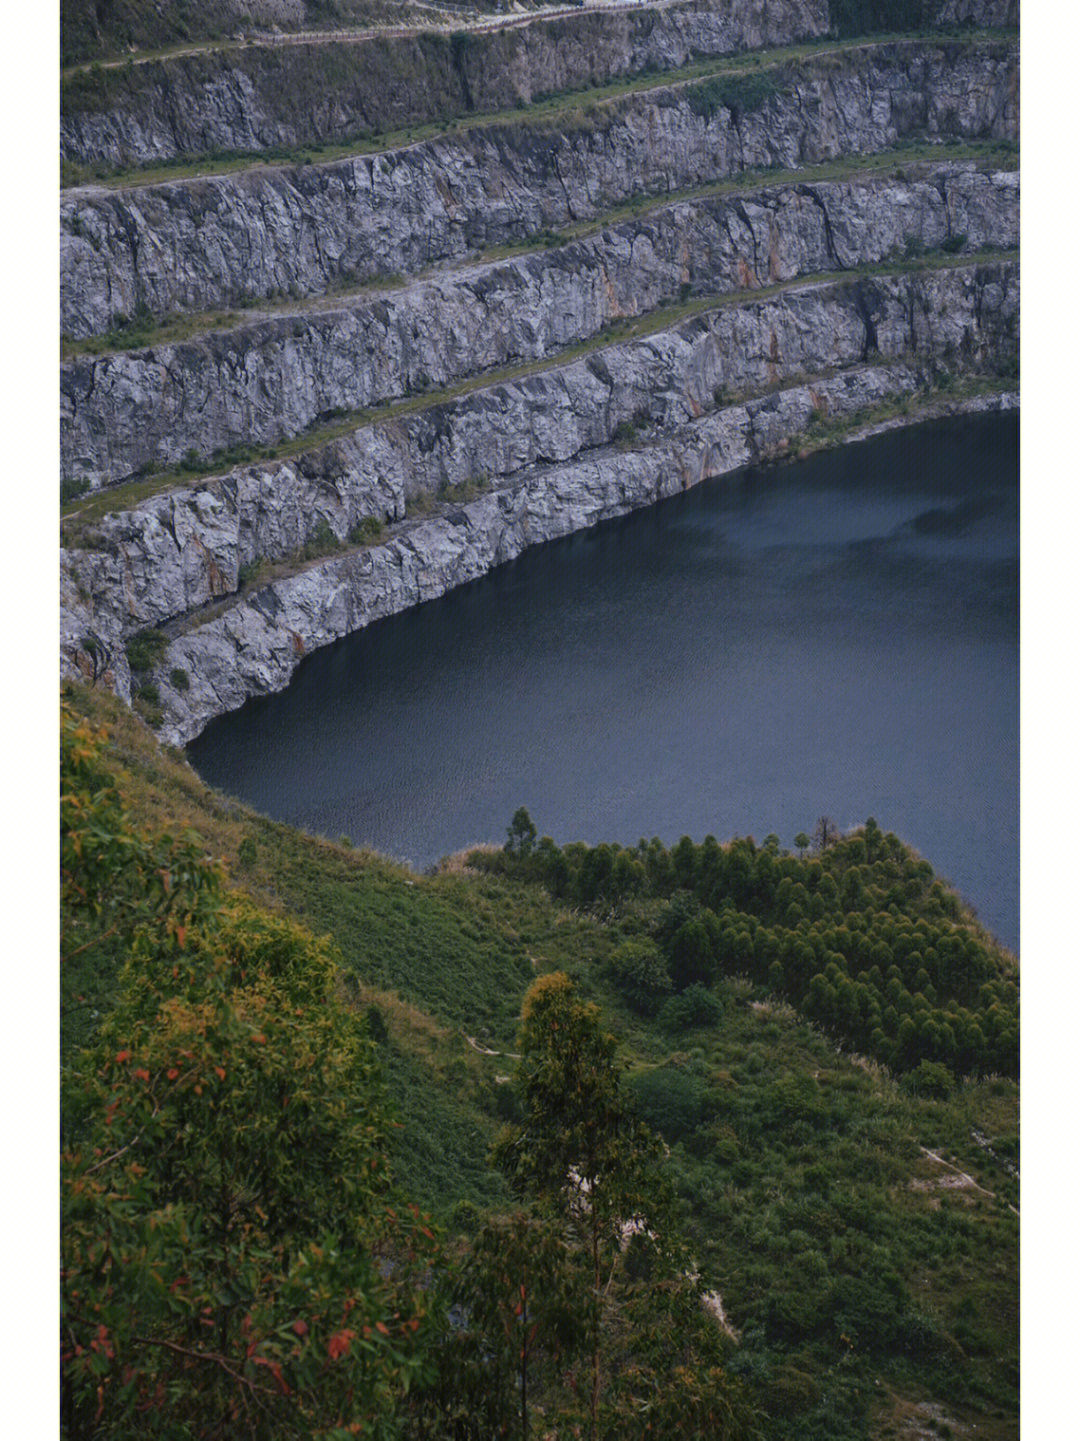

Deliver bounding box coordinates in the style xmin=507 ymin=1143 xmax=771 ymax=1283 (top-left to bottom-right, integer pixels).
xmin=292 ymin=1320 xmax=308 ymax=1337
xmin=115 ymin=1051 xmax=131 ymax=1064
xmin=327 ymin=1330 xmax=354 ymax=1361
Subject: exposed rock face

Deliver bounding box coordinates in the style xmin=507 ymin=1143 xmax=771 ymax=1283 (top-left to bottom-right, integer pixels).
xmin=60 ymin=373 xmax=1017 ymax=746
xmin=60 ymin=1 xmax=831 ymax=169
xmin=61 ymin=165 xmax=1019 ymax=488
xmin=934 ymin=0 xmax=1018 ymax=25
xmin=60 ymin=41 xmax=1018 ymax=339
xmin=60 ymin=260 xmax=1018 ymax=698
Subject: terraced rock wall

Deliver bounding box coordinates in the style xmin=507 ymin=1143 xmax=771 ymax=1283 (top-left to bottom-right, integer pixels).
xmin=58 ymin=5 xmax=1020 ymax=746
xmin=62 ymin=164 xmax=1018 ymax=487
xmin=61 ymin=258 xmax=1017 ymax=700
xmin=61 ymin=1 xmax=831 ymax=169
xmin=61 ymin=39 xmax=1018 ymax=338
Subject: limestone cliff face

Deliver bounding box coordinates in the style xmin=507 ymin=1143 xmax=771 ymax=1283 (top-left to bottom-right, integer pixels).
xmin=60 ymin=41 xmax=1018 ymax=339
xmin=60 ymin=377 xmax=1017 ymax=747
xmin=61 ymin=261 xmax=1017 ymax=670
xmin=934 ymin=1 xmax=1018 ymax=25
xmin=60 ymin=1 xmax=830 ymax=170
xmin=61 ymin=164 xmax=1018 ymax=488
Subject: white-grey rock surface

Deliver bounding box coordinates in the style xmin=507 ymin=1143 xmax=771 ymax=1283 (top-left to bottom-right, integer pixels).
xmin=60 ymin=1 xmax=831 ymax=169
xmin=60 ymin=260 xmax=1018 ymax=737
xmin=61 ymin=373 xmax=1016 ymax=747
xmin=61 ymin=164 xmax=1019 ymax=487
xmin=60 ymin=40 xmax=1018 ymax=338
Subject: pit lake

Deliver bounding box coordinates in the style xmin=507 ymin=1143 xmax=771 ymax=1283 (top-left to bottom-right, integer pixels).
xmin=189 ymin=409 xmax=1019 ymax=951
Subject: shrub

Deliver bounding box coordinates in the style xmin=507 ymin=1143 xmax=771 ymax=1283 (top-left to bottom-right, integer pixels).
xmin=169 ymin=666 xmax=189 ymax=691
xmin=237 ymin=835 xmax=258 ymax=869
xmin=607 ymin=937 xmax=672 ymax=1014
xmin=940 ymin=231 xmax=968 ymax=254
xmin=348 ymin=515 xmax=386 ymax=545
xmin=238 ymin=557 xmax=265 ymax=588
xmin=901 ymin=1059 xmax=954 ymax=1098
xmin=125 ymin=628 xmax=168 ymax=673
xmin=658 ymin=984 xmax=724 ymax=1032
xmin=685 ymin=70 xmax=781 ymax=121
xmin=61 ymin=477 xmax=90 ymax=504
xmin=626 ymin=1066 xmax=705 ymax=1141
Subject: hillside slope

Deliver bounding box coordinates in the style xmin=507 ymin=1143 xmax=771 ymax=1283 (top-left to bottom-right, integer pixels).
xmin=62 ymin=682 xmax=1018 ymax=1439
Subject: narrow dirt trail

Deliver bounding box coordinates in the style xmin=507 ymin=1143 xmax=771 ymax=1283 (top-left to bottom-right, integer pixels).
xmin=918 ymin=1144 xmax=1019 ymax=1216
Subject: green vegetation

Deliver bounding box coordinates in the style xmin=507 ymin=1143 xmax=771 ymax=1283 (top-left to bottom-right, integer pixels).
xmin=124 ymin=627 xmax=168 ymax=673
xmin=61 ymin=702 xmax=442 ymax=1435
xmin=61 ymin=685 xmax=1018 ymax=1438
xmin=60 ymin=1 xmax=445 ymax=68
xmin=479 ymin=814 xmax=1017 ymax=1079
xmin=685 ymin=69 xmax=783 ymax=120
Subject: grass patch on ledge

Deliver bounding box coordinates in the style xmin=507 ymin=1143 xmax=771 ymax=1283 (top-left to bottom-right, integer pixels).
xmin=59 ymin=244 xmax=1018 ymax=540
xmin=61 ymin=29 xmax=1011 ymax=192
xmin=61 ymin=138 xmax=1018 ymax=360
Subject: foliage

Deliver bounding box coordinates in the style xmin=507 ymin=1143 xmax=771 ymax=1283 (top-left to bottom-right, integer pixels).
xmin=505 ymin=806 xmax=538 ymax=858
xmin=494 ymin=974 xmax=687 ymax=1439
xmin=61 ymin=708 xmax=441 ymax=1437
xmin=348 ymin=514 xmax=386 ymax=546
xmin=605 ymin=936 xmax=672 ymax=1014
xmin=486 ymin=817 xmax=1017 ymax=1081
xmin=124 ymin=628 xmax=169 ymax=674
xmin=441 ymin=1211 xmax=580 ymax=1440
xmin=685 ymin=70 xmax=783 ymax=120
xmin=59 ymin=686 xmax=1019 ymax=1438
xmin=658 ymin=983 xmax=725 ymax=1033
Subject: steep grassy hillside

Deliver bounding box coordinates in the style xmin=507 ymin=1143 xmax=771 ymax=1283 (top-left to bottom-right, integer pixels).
xmin=62 ymin=680 xmax=1018 ymax=1439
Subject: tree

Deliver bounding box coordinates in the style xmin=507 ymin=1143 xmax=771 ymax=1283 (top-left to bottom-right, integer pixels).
xmin=452 ymin=1212 xmax=579 ymax=1441
xmin=813 ymin=815 xmax=841 ymax=851
xmin=506 ymin=806 xmax=538 ymax=858
xmin=61 ymin=713 xmax=440 ymax=1439
xmin=492 ymin=974 xmax=674 ymax=1441
xmin=793 ymin=832 xmax=810 ymax=858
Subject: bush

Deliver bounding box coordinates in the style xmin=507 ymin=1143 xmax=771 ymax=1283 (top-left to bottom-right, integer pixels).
xmin=169 ymin=666 xmax=190 ymax=691
xmin=685 ymin=70 xmax=781 ymax=120
xmin=940 ymin=231 xmax=968 ymax=254
xmin=61 ymin=477 xmax=90 ymax=504
xmin=901 ymin=1059 xmax=954 ymax=1098
xmin=626 ymin=1066 xmax=705 ymax=1141
xmin=658 ymin=983 xmax=724 ymax=1033
xmin=125 ymin=628 xmax=168 ymax=673
xmin=237 ymin=835 xmax=257 ymax=869
xmin=348 ymin=514 xmax=386 ymax=545
xmin=607 ymin=937 xmax=672 ymax=1014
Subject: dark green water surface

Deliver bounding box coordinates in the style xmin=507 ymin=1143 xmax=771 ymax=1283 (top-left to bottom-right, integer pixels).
xmin=190 ymin=410 xmax=1019 ymax=950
